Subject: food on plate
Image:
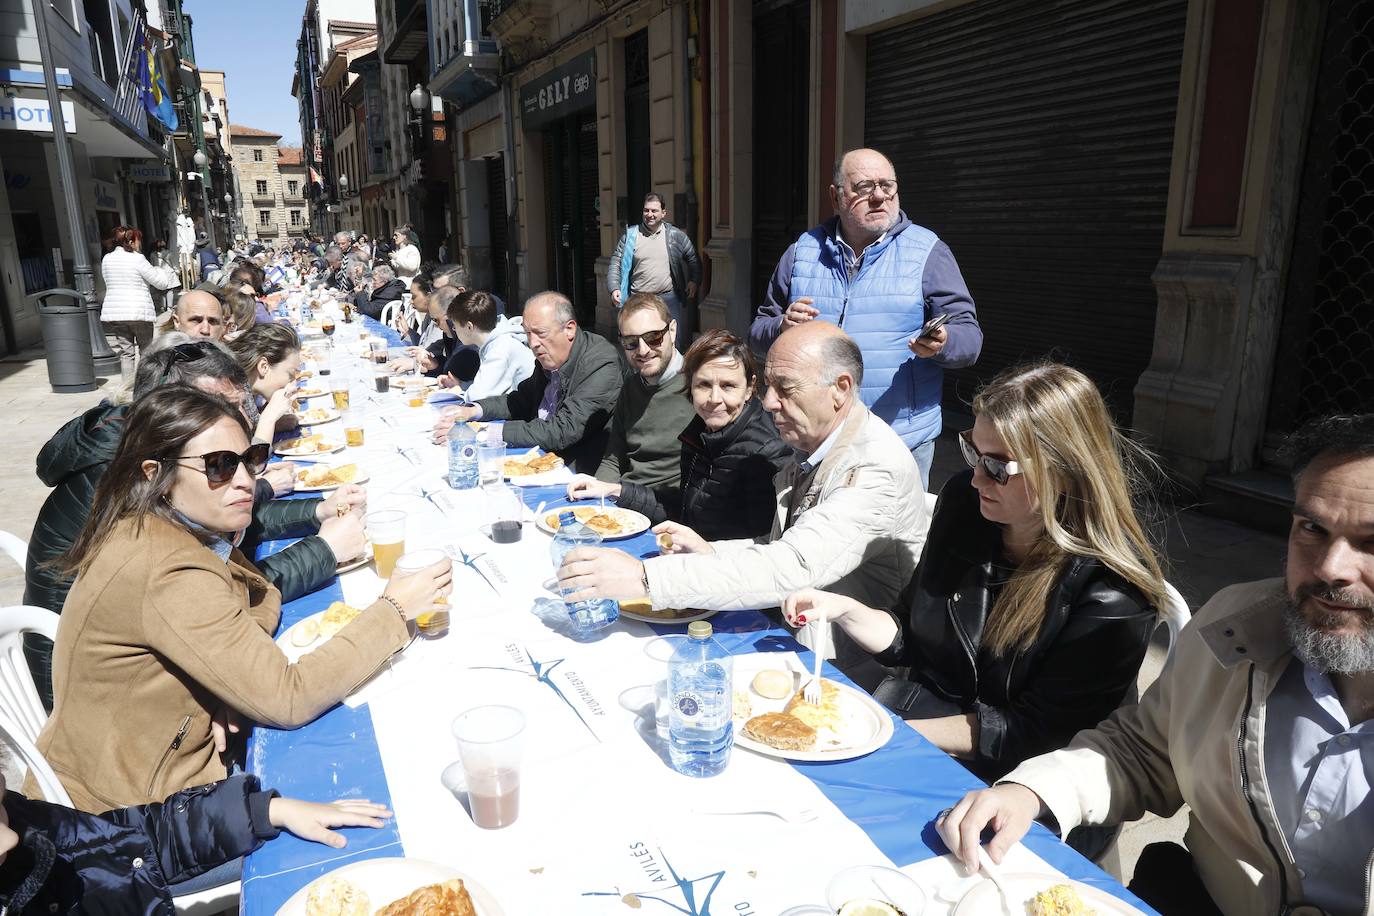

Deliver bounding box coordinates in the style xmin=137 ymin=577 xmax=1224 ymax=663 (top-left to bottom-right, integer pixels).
xmin=617 ymin=597 xmax=698 ymax=620
xmin=742 ymin=712 xmax=816 ymax=751
xmin=317 ymin=601 xmax=363 ymax=639
xmin=297 ymin=369 xmax=314 ymax=379
xmin=1028 ymin=884 xmax=1095 ymax=916
xmin=543 ymin=505 xmax=628 ymax=536
xmin=836 ymin=901 xmax=903 ymax=916
xmin=783 ymin=678 xmax=843 ymax=731
xmin=278 ymin=433 xmax=336 ymax=453
xmin=304 ymin=877 xmax=370 ymax=916
xmin=750 ymin=669 xmax=793 ymax=700
xmin=297 ymin=463 xmax=359 ymax=488
xmin=298 ymin=407 xmax=335 ymax=424
xmin=290 ymin=618 xmax=321 ymax=647
xmin=504 ymin=452 xmax=564 ymax=477
xmin=373 ymin=879 xmax=476 ymax=916
xmin=293 ymin=387 xmax=326 ymax=398
xmin=732 ymin=690 xmax=752 ymax=720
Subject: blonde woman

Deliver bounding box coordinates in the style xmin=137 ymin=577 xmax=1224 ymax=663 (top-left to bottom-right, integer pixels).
xmin=785 ymin=362 xmax=1165 ymax=784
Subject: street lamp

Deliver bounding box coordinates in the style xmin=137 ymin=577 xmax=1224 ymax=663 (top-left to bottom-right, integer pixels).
xmin=338 ymin=173 xmax=348 ymax=195
xmin=190 ymin=148 xmax=213 ymax=247
xmin=409 ymin=84 xmax=430 ymax=111
xmin=192 ymin=149 xmax=208 ymax=169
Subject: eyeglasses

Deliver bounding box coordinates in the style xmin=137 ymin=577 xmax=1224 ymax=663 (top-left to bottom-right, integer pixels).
xmin=843 ymin=178 xmax=899 ymax=200
xmin=168 ymin=443 xmax=271 ymax=484
xmin=958 ymin=430 xmax=1022 ymax=485
xmin=620 ymin=325 xmax=671 ymax=351
xmin=157 ymin=341 xmax=218 ymax=384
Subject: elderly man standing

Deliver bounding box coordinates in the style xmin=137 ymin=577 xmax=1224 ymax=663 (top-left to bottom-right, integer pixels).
xmin=750 ymin=148 xmax=982 ymax=488
xmin=558 ymin=322 xmax=926 ymax=659
xmin=433 ymin=291 xmax=622 ymax=473
xmin=607 ymin=193 xmax=701 ymax=331
xmin=566 ymin=293 xmax=696 ymax=494
xmin=171 ymin=289 xmax=228 ymax=340
xmin=940 ymin=413 xmax=1374 ymax=916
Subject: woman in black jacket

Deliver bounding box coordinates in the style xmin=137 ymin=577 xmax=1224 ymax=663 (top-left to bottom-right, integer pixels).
xmin=569 ymin=330 xmax=792 ymax=541
xmin=785 ymin=362 xmax=1166 ymax=784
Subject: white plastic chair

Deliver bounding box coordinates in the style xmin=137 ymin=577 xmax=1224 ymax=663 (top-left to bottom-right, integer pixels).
xmin=0 ymin=710 xmax=71 ymax=806
xmin=0 ymin=605 xmax=58 ymax=744
xmin=1159 ymin=581 xmax=1192 ymax=659
xmin=0 ymin=529 xmax=27 ymax=573
xmin=379 ymin=300 xmax=400 ymax=328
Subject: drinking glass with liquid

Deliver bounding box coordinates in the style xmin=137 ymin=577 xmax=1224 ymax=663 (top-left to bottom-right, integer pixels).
xmin=451 ymin=705 xmax=525 ymax=829
xmin=365 ymin=509 xmax=405 ymax=579
xmin=342 ymin=405 xmax=365 ymax=447
xmin=484 ymin=483 xmax=523 ymax=544
xmin=330 ymin=377 xmax=350 ymax=411
xmin=393 ymin=547 xmax=451 ymax=638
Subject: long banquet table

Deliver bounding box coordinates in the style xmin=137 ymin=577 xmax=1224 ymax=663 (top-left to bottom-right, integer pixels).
xmin=241 ymin=307 xmax=1155 ymax=915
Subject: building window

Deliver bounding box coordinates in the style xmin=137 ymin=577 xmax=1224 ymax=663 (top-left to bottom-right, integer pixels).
xmin=290 ymin=210 xmax=302 ymax=226
xmin=288 ymin=180 xmax=299 ymax=196
xmin=255 ymin=179 xmax=268 ymax=195
xmin=253 ymin=149 xmax=263 ymax=162
xmin=258 ymin=210 xmax=271 ymax=225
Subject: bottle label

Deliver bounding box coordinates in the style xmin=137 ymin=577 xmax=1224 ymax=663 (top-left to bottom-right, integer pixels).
xmin=671 ymin=685 xmax=726 ymax=727
xmin=460 ymin=444 xmax=476 ymax=460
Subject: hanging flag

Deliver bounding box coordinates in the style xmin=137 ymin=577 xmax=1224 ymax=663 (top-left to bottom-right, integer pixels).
xmin=309 ymin=166 xmax=324 ymax=187
xmin=146 ymin=39 xmax=178 ymax=132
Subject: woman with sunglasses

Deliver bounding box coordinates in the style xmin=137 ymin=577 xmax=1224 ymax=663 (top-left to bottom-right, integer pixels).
xmin=784 ymin=362 xmax=1165 ymax=792
xmin=226 ymin=323 xmax=303 ymax=442
xmin=31 ymin=387 xmax=452 ymax=812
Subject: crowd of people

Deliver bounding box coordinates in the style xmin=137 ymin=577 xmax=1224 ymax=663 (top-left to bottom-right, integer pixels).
xmin=4 ymin=148 xmax=1369 ymax=916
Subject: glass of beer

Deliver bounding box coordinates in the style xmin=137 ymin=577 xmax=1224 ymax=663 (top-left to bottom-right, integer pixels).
xmin=342 ymin=406 xmax=365 ymax=447
xmin=393 ymin=547 xmax=451 ymax=638
xmin=451 ymin=705 xmax=526 ymax=829
xmin=330 ymin=377 xmax=350 ymax=410
xmin=366 ymin=509 xmax=405 ymax=578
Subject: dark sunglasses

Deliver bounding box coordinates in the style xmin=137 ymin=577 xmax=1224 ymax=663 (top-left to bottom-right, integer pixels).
xmin=169 ymin=443 xmax=271 ymax=484
xmin=619 ymin=325 xmax=671 ymax=351
xmin=157 ymin=341 xmax=218 ymax=384
xmin=958 ymin=430 xmax=1022 ymax=485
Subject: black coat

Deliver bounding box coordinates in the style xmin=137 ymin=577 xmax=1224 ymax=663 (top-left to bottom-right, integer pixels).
xmin=23 ymin=404 xmax=335 ymax=708
xmin=617 ymin=397 xmax=792 ymax=541
xmin=873 ymin=470 xmax=1156 ymax=783
xmin=354 ymin=279 xmax=407 ymax=320
xmin=0 ymin=776 xmax=279 ymax=916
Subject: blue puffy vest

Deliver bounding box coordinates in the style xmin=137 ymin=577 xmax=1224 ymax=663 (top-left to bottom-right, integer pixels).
xmin=789 ymin=222 xmax=942 ymax=447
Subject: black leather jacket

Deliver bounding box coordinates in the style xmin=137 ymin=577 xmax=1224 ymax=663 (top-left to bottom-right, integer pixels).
xmin=874 ymin=471 xmax=1156 ymax=783
xmin=617 ymin=397 xmax=793 ymax=541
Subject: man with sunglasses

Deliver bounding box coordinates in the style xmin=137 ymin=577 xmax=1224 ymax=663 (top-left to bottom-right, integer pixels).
xmin=749 ymin=147 xmax=982 ymax=490
xmin=22 ymin=338 xmax=365 ymax=708
xmin=432 ymin=291 xmax=622 ymax=474
xmin=567 ymin=294 xmax=697 ymax=495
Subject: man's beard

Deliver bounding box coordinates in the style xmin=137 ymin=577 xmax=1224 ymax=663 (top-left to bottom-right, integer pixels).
xmin=1283 ymin=582 xmax=1374 ymax=675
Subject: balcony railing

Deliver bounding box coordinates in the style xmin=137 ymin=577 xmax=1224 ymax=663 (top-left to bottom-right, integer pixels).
xmin=252 ymin=192 xmax=276 ymax=205
xmin=256 ymin=223 xmax=280 ymax=237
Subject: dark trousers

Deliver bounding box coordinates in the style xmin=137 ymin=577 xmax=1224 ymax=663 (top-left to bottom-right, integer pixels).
xmin=1128 ymin=842 xmax=1225 ymax=916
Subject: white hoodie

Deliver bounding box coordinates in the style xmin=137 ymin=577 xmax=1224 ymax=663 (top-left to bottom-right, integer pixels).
xmin=468 ymin=315 xmax=536 ymax=401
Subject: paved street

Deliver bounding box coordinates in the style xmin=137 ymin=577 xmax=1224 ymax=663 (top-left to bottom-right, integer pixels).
xmin=0 ymin=348 xmax=1289 ymax=884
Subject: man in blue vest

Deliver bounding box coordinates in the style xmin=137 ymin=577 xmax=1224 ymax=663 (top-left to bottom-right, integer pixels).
xmin=749 ymin=148 xmax=982 ymax=487
xmin=607 ymin=193 xmax=701 ymax=334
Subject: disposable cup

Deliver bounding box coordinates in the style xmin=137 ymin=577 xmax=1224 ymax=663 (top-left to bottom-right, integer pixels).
xmin=451 ymin=705 xmax=526 ymax=829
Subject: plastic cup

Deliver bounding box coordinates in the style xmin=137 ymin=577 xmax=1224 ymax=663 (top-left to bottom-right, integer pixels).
xmin=484 ymin=483 xmax=523 ymax=543
xmin=477 ymin=443 xmax=505 ymax=486
xmin=330 ymin=376 xmax=350 ymax=410
xmin=451 ymin=705 xmax=525 ymax=829
xmin=342 ymin=405 xmax=365 ymax=447
xmin=366 ymin=509 xmax=405 ymax=578
xmin=368 ymin=338 xmax=388 ymax=364
xmin=394 ymin=547 xmax=450 ymax=638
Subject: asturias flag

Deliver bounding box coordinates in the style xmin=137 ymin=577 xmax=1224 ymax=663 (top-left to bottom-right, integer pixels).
xmin=131 ymin=23 xmax=178 ymax=132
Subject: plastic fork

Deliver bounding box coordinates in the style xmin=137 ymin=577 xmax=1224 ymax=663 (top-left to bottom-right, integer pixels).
xmin=802 ymin=611 xmax=827 ymax=706
xmin=690 ymin=804 xmax=819 ymax=824
xmin=977 ymin=847 xmax=1014 ymax=916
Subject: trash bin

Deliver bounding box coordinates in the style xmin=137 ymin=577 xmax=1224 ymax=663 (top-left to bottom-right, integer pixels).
xmin=30 ymin=288 xmax=97 ymax=393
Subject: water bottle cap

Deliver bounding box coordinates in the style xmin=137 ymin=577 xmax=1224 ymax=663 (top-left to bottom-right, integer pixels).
xmin=558 ymin=510 xmax=577 ymax=525
xmin=687 ymin=620 xmax=712 ymax=639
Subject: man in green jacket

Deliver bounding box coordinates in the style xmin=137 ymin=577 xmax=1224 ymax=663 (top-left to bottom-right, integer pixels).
xmin=433 ymin=291 xmax=623 ymax=474
xmin=23 ymin=338 xmax=363 ymax=709
xmin=566 ymin=293 xmax=696 ymax=501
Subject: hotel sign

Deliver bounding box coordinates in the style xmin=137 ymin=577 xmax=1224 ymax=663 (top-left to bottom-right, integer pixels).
xmin=519 ymin=51 xmax=595 ymax=130
xmin=0 ymin=97 xmax=76 ymax=133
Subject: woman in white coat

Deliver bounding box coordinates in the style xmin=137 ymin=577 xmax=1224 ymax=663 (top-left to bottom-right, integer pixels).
xmin=100 ymin=226 xmax=180 ymax=382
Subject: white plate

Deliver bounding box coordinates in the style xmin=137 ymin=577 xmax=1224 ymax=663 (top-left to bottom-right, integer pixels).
xmin=392 ymin=375 xmax=433 ymax=388
xmin=275 ymin=856 xmax=505 ymax=916
xmin=275 ymin=438 xmax=346 ymax=457
xmin=536 ymin=506 xmax=651 ymax=540
xmin=731 ymin=659 xmax=894 ymax=762
xmin=289 ymin=387 xmax=330 ymax=400
xmin=954 ymin=874 xmax=1145 ymax=916
xmin=334 ymin=544 xmax=374 ymax=575
xmin=617 ymin=602 xmax=718 ymax=625
xmin=293 ymin=466 xmax=370 ymax=492
xmin=295 ymin=408 xmax=340 ymax=426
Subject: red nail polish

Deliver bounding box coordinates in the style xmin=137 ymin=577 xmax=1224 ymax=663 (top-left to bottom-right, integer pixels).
xmin=797 ymin=614 xmax=808 ymax=625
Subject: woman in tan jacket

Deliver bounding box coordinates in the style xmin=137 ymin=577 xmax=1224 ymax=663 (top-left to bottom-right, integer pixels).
xmin=33 ymin=386 xmax=452 ymax=812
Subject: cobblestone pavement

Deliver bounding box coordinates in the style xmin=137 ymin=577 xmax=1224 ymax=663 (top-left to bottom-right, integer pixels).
xmin=0 ymin=351 xmax=1289 ymax=885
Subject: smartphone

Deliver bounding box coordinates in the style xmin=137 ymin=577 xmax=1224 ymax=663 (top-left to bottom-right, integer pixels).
xmin=915 ymin=311 xmax=951 ymax=340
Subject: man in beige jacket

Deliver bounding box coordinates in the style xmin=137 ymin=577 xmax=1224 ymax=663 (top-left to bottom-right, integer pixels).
xmin=557 ymin=322 xmax=927 ymax=664
xmin=939 ymin=414 xmax=1374 ymax=916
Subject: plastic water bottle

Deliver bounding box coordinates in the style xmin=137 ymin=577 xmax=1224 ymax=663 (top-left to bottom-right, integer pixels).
xmin=548 ymin=511 xmax=620 ymax=635
xmin=667 ymin=621 xmax=733 ymax=777
xmin=447 ymin=421 xmax=479 ymax=489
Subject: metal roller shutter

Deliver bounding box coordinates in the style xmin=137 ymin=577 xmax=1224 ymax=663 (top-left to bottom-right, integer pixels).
xmin=864 ymin=0 xmax=1187 ymax=419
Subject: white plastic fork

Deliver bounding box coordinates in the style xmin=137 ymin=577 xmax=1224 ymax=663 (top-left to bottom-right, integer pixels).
xmin=802 ymin=611 xmax=827 ymax=706
xmin=977 ymin=847 xmax=1014 ymax=916
xmin=690 ymin=804 xmax=819 ymax=824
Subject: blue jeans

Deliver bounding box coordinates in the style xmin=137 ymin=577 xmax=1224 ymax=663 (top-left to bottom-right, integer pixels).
xmin=911 ymin=438 xmax=934 ymax=492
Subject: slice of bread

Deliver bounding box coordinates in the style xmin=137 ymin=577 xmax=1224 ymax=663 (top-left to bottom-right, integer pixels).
xmin=743 ymin=712 xmax=817 ymax=751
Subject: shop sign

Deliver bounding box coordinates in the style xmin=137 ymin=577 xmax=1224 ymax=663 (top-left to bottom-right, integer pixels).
xmin=0 ymin=97 xmax=76 ymax=133
xmin=519 ymin=51 xmax=595 ymax=130
xmin=92 ymin=179 xmax=120 ymax=211
xmin=128 ymin=162 xmax=171 ymax=182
